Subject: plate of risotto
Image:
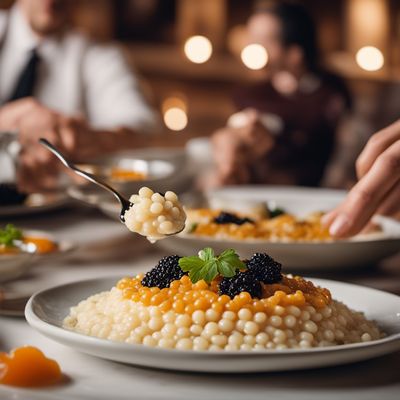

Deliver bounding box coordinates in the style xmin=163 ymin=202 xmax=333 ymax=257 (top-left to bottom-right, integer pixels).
xmin=25 ymin=249 xmax=400 ymax=372
xmin=157 ymin=186 xmax=400 ymax=269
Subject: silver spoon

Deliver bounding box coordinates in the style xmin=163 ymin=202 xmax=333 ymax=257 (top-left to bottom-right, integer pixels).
xmin=39 ymin=138 xmax=132 ymax=222
xmin=39 ymin=138 xmax=186 ymax=236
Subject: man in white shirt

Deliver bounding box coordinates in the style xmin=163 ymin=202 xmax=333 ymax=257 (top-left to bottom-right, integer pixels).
xmin=0 ymin=0 xmax=159 ymax=192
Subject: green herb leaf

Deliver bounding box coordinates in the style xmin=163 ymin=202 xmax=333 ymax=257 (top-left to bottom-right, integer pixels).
xmin=268 ymin=207 xmax=285 ymax=218
xmin=179 ymin=256 xmax=204 ymax=271
xmin=217 ymin=259 xmax=237 ymax=278
xmin=188 ymin=222 xmax=198 ymax=233
xmin=219 ymin=249 xmax=245 ymax=268
xmin=188 ymin=265 xmax=207 ymax=283
xmin=203 ymin=260 xmax=218 ymax=282
xmin=0 ymin=224 xmax=23 ymax=247
xmin=178 ymin=247 xmax=245 ymax=283
xmin=198 ymin=247 xmax=214 ymax=262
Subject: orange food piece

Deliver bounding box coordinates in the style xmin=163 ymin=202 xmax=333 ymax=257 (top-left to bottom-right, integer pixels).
xmin=0 ymin=346 xmax=62 ymax=387
xmin=110 ymin=167 xmax=146 ymax=181
xmin=23 ymin=237 xmax=58 ymax=254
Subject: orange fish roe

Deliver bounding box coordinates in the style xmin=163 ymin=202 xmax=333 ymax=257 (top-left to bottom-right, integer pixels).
xmin=116 ymin=274 xmax=331 ymax=316
xmin=0 ymin=346 xmax=63 ymax=387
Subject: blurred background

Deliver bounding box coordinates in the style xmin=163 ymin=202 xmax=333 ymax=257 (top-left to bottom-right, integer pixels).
xmin=1 ymin=0 xmax=399 ymax=187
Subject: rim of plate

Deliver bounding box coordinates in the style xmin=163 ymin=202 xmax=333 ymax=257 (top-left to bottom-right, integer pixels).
xmin=206 ymin=185 xmax=347 ymax=200
xmin=0 ymin=191 xmax=70 ymax=216
xmin=175 ymin=232 xmax=400 ymax=245
xmin=25 ymin=277 xmax=400 ymax=357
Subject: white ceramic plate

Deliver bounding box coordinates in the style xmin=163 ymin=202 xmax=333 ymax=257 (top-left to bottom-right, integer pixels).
xmin=0 ymin=230 xmax=76 ymax=282
xmin=67 ymin=148 xmax=195 ymax=213
xmin=25 ymin=276 xmax=400 ymax=373
xmin=0 ymin=192 xmax=70 ymax=218
xmin=0 ymin=252 xmax=34 ymax=283
xmin=157 ymin=186 xmax=400 ymax=270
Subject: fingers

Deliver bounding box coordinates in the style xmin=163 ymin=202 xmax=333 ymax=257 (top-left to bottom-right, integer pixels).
xmin=58 ymin=118 xmax=78 ymax=154
xmin=376 ymin=179 xmax=400 ymax=216
xmin=211 ymin=127 xmax=251 ymax=185
xmin=17 ymin=153 xmax=60 ymax=193
xmin=242 ymin=108 xmax=259 ymax=125
xmin=356 ymin=119 xmax=400 ymax=179
xmin=321 ymin=209 xmax=339 ymax=227
xmin=58 ymin=117 xmax=90 ymax=158
xmin=325 ymin=139 xmax=400 ymax=237
xmin=0 ymin=98 xmax=38 ymax=130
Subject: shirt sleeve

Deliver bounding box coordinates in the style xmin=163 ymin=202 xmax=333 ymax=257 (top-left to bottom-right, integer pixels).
xmin=82 ymin=43 xmax=160 ymax=132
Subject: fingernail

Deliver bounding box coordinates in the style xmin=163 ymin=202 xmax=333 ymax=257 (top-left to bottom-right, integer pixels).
xmin=321 ymin=212 xmax=332 ymax=226
xmin=329 ymin=214 xmax=351 ymax=237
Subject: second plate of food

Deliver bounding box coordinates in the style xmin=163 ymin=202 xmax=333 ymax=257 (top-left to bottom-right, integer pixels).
xmin=157 ymin=186 xmax=400 ymax=270
xmin=0 ymin=225 xmax=76 ymax=282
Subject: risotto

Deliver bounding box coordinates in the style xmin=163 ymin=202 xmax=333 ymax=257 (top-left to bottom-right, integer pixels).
xmin=63 ymin=249 xmax=383 ymax=351
xmin=184 ymin=209 xmax=333 ymax=242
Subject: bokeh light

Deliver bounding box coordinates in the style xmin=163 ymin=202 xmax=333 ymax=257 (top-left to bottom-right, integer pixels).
xmin=162 ymin=97 xmax=188 ymax=131
xmin=161 ymin=96 xmax=187 ymax=114
xmin=240 ymin=44 xmax=268 ymax=70
xmin=355 ymin=46 xmax=384 ymax=71
xmin=184 ymin=35 xmax=213 ymax=64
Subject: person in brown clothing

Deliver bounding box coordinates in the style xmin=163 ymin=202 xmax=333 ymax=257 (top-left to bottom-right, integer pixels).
xmin=211 ymin=1 xmax=351 ymax=187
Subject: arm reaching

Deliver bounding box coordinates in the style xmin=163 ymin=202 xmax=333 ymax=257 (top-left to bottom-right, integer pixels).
xmin=323 ymin=119 xmax=400 ymax=237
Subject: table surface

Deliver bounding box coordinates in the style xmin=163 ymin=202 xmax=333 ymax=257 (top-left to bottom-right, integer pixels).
xmin=1 ymin=206 xmax=400 ymax=400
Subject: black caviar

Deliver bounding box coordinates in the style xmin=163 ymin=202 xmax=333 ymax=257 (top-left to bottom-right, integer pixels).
xmin=219 ymin=270 xmax=262 ymax=299
xmin=213 ymin=211 xmax=254 ymax=226
xmin=246 ymin=253 xmax=282 ymax=284
xmin=141 ymin=255 xmax=186 ymax=289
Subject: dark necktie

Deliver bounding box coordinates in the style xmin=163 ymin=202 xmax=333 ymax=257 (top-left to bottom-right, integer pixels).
xmin=8 ymin=48 xmax=40 ymax=102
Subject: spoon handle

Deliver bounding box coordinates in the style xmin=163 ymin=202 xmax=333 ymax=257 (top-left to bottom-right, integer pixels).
xmin=39 ymin=138 xmax=131 ymax=220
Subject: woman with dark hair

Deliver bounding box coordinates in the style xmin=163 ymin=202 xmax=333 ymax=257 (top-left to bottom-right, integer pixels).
xmin=210 ymin=1 xmax=351 ymax=188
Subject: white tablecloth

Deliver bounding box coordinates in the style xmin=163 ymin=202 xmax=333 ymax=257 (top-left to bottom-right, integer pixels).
xmin=1 ymin=207 xmax=399 ymax=399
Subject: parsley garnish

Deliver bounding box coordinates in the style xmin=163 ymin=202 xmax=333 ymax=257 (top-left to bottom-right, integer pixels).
xmin=0 ymin=224 xmax=23 ymax=247
xmin=268 ymin=207 xmax=285 ymax=218
xmin=179 ymin=247 xmax=245 ymax=283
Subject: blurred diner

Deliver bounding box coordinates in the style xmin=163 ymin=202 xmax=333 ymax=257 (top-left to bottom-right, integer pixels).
xmin=210 ymin=1 xmax=352 ymax=188
xmin=0 ymin=0 xmax=158 ymax=192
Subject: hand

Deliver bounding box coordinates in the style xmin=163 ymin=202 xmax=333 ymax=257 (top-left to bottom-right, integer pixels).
xmin=0 ymin=99 xmax=87 ymax=192
xmin=323 ymin=119 xmax=400 ymax=237
xmin=210 ymin=109 xmax=275 ymax=186
xmin=0 ymin=98 xmax=150 ymax=191
xmin=0 ymin=99 xmax=60 ymax=191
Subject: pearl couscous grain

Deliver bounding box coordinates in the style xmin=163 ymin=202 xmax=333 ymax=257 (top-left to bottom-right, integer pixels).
xmin=124 ymin=187 xmax=186 ymax=243
xmin=63 ymin=275 xmax=383 ymax=351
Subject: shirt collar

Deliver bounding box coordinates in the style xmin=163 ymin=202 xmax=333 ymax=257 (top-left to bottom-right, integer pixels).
xmin=8 ymin=4 xmax=41 ymax=53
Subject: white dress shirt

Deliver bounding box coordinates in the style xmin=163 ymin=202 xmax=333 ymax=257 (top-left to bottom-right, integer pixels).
xmin=0 ymin=5 xmax=158 ymax=130
xmin=0 ymin=5 xmax=159 ymax=183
